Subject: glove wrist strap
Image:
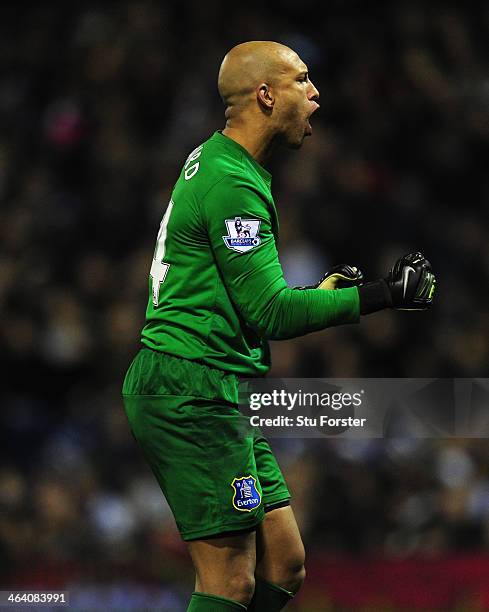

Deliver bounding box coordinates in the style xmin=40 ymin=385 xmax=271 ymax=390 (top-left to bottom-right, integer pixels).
xmin=358 ymin=279 xmax=392 ymax=315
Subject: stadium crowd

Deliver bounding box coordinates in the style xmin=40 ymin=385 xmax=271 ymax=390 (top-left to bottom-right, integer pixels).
xmin=1 ymin=1 xmax=489 ymax=609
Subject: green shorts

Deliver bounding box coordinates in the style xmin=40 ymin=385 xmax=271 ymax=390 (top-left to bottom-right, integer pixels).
xmin=122 ymin=348 xmax=290 ymax=541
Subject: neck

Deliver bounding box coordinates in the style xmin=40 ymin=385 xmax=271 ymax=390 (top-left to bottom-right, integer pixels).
xmin=222 ymin=123 xmax=275 ymax=166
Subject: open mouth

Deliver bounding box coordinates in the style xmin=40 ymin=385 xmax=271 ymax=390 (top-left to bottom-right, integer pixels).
xmin=306 ymin=102 xmax=320 ymax=135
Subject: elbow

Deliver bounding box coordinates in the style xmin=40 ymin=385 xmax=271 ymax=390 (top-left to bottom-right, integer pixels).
xmin=265 ymin=327 xmax=295 ymax=341
xmin=243 ymin=288 xmax=296 ymax=340
xmin=249 ymin=319 xmax=276 ymax=340
xmin=245 ymin=314 xmax=279 ymax=341
xmin=253 ymin=318 xmax=295 ymax=341
xmin=248 ymin=294 xmax=295 ymax=341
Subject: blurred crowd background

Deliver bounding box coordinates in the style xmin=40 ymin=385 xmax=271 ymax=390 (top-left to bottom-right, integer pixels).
xmin=1 ymin=1 xmax=489 ymax=610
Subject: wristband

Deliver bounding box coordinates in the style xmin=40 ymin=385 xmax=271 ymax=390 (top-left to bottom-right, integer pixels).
xmin=358 ymin=280 xmax=392 ymax=315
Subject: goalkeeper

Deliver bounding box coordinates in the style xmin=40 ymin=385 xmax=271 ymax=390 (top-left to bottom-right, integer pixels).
xmin=122 ymin=41 xmax=435 ymax=612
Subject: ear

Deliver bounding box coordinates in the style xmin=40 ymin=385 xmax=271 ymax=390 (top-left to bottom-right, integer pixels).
xmin=257 ymin=83 xmax=274 ymax=110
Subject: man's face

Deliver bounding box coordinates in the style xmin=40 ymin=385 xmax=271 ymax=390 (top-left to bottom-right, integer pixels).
xmin=273 ymin=51 xmax=320 ymax=149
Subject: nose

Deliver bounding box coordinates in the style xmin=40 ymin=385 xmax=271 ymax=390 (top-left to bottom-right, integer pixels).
xmin=308 ymin=80 xmax=320 ymax=103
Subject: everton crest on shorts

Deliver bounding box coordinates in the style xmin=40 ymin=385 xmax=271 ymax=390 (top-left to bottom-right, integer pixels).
xmin=231 ymin=475 xmax=262 ymax=512
xmin=223 ymin=217 xmax=261 ymax=253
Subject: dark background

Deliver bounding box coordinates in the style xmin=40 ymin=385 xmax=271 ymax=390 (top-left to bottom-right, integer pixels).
xmin=1 ymin=2 xmax=489 ymax=610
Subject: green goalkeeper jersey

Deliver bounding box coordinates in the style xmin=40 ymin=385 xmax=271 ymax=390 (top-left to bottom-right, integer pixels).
xmin=141 ymin=131 xmax=359 ymax=376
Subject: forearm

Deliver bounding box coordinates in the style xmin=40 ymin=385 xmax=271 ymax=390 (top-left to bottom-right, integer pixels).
xmin=257 ymin=286 xmax=360 ymax=340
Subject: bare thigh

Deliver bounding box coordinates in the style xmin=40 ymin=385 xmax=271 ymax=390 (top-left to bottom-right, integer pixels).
xmin=187 ymin=530 xmax=257 ymax=604
xmin=255 ymin=505 xmax=306 ymax=592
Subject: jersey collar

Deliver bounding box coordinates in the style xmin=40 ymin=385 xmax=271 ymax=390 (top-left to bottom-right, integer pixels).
xmin=212 ymin=131 xmax=272 ymax=187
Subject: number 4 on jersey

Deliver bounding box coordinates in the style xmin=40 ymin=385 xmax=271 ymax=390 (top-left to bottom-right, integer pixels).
xmin=150 ymin=199 xmax=174 ymax=306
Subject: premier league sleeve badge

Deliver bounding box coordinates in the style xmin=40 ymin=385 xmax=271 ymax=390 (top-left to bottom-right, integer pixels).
xmin=223 ymin=217 xmax=262 ymax=253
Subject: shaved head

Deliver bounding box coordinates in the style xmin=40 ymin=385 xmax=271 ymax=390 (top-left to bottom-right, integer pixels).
xmin=218 ymin=41 xmax=301 ymax=110
xmin=218 ymin=40 xmax=320 ymax=157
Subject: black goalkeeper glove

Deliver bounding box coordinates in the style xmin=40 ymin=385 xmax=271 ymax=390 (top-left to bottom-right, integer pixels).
xmin=386 ymin=251 xmax=436 ymax=310
xmin=358 ymin=252 xmax=436 ymax=314
xmin=295 ymin=264 xmax=364 ymax=290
